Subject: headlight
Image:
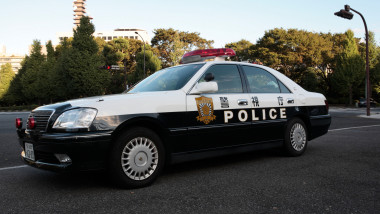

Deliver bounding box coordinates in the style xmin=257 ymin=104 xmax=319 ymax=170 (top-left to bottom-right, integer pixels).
xmin=53 ymin=108 xmax=97 ymax=129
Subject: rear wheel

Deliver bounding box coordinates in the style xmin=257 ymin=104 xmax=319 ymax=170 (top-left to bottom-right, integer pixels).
xmin=283 ymin=118 xmax=308 ymax=156
xmin=109 ymin=127 xmax=165 ymax=188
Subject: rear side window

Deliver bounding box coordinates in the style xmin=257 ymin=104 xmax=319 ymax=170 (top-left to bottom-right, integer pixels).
xmin=242 ymin=66 xmax=281 ymax=93
xmin=278 ymin=80 xmax=291 ymax=93
xmin=198 ymin=64 xmax=243 ymax=93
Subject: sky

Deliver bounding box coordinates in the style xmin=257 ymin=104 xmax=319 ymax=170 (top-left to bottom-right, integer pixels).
xmin=1 ymin=0 xmax=379 ymax=55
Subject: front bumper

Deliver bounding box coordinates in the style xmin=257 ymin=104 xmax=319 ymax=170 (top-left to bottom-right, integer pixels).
xmin=18 ymin=130 xmax=113 ymax=172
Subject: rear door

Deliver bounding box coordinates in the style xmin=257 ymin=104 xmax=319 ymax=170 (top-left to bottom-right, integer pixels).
xmin=241 ymin=65 xmax=295 ymax=142
xmin=183 ymin=64 xmax=253 ymax=152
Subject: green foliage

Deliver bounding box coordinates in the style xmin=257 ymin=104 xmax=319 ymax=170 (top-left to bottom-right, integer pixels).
xmin=358 ymin=31 xmax=380 ymax=69
xmin=330 ymin=30 xmax=365 ymax=105
xmin=252 ymin=28 xmax=336 ymax=77
xmin=132 ymin=49 xmax=162 ymax=84
xmin=40 ymin=40 xmax=57 ymax=103
xmin=0 ymin=63 xmax=15 ymax=101
xmin=20 ymin=40 xmax=46 ymax=104
xmin=100 ymin=38 xmax=146 ymax=92
xmin=57 ymin=16 xmax=110 ymax=98
xmin=169 ymin=32 xmax=184 ymax=66
xmin=225 ymin=39 xmax=253 ymax=62
xmin=3 ymin=24 xmax=380 ymax=106
xmin=2 ymin=57 xmax=28 ymax=105
xmin=299 ymin=67 xmax=325 ymax=93
xmin=372 ymin=54 xmax=380 ymax=100
xmin=151 ymin=28 xmax=213 ymax=68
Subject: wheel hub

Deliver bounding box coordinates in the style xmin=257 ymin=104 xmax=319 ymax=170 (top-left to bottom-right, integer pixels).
xmin=290 ymin=123 xmax=306 ymax=151
xmin=121 ymin=137 xmax=158 ymax=181
xmin=135 ymin=151 xmax=148 ymax=167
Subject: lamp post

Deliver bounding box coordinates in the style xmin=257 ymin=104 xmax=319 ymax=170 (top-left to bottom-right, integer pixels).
xmin=135 ymin=31 xmax=146 ymax=78
xmin=334 ymin=5 xmax=370 ymax=116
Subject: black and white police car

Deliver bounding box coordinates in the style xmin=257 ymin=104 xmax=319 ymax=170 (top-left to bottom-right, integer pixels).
xmin=16 ymin=48 xmax=331 ymax=188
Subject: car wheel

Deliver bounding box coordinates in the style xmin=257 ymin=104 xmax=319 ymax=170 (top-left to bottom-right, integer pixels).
xmin=283 ymin=118 xmax=308 ymax=156
xmin=109 ymin=127 xmax=165 ymax=189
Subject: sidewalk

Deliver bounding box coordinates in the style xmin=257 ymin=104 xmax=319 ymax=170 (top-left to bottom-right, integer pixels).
xmin=330 ymin=106 xmax=380 ymax=119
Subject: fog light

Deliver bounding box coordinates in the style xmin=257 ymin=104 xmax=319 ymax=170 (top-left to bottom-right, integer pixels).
xmin=54 ymin=154 xmax=72 ymax=163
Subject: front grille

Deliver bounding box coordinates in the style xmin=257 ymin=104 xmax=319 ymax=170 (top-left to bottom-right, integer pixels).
xmin=28 ymin=110 xmax=54 ymax=132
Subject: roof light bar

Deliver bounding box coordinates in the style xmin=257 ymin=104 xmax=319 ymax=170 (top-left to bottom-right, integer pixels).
xmin=180 ymin=48 xmax=236 ymax=64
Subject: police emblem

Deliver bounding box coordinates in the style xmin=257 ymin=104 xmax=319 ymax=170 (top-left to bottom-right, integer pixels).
xmin=195 ymin=96 xmax=216 ymax=124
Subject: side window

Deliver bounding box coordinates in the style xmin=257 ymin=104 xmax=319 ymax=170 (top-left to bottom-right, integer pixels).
xmin=242 ymin=66 xmax=280 ymax=93
xmin=278 ymin=80 xmax=291 ymax=93
xmin=198 ymin=65 xmax=243 ymax=93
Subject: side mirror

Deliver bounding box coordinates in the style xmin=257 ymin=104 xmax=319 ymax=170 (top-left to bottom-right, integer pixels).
xmin=190 ymin=81 xmax=218 ymax=94
xmin=204 ymin=73 xmax=214 ymax=82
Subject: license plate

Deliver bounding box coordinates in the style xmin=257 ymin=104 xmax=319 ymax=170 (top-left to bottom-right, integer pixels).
xmin=24 ymin=143 xmax=35 ymax=161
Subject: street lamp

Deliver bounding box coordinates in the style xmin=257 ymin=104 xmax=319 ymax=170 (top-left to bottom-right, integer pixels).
xmin=335 ymin=5 xmax=371 ymax=116
xmin=135 ymin=31 xmax=146 ymax=78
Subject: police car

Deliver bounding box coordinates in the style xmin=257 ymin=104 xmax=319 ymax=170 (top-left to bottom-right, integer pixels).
xmin=16 ymin=48 xmax=331 ymax=188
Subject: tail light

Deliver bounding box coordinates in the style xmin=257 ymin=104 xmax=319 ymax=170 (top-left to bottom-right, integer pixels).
xmin=325 ymin=100 xmax=329 ymax=113
xmin=28 ymin=118 xmax=36 ymax=129
xmin=16 ymin=118 xmax=23 ymax=129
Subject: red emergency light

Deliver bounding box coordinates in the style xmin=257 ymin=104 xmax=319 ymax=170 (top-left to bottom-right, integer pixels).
xmin=28 ymin=118 xmax=36 ymax=129
xmin=180 ymin=48 xmax=236 ymax=64
xmin=16 ymin=118 xmax=23 ymax=129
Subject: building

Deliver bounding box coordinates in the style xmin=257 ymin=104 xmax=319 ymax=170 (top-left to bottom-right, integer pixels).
xmin=56 ymin=28 xmax=150 ymax=44
xmin=73 ymin=0 xmax=92 ymax=26
xmin=0 ymin=55 xmax=24 ymax=74
xmin=0 ymin=45 xmax=6 ymax=55
xmin=58 ymin=0 xmax=150 ymax=45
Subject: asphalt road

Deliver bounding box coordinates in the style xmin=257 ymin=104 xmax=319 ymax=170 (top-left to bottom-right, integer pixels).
xmin=0 ymin=108 xmax=379 ymax=213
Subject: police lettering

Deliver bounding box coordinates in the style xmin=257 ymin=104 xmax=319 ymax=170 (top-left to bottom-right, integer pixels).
xmin=224 ymin=108 xmax=287 ymax=123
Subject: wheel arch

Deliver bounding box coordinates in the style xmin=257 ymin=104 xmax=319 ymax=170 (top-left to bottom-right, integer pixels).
xmin=287 ymin=113 xmax=312 ymax=140
xmin=111 ymin=116 xmax=170 ymax=149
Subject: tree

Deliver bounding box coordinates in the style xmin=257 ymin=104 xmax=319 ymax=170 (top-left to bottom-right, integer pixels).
xmin=358 ymin=31 xmax=379 ymax=69
xmin=372 ymin=54 xmax=380 ymax=100
xmin=358 ymin=31 xmax=380 ymax=100
xmin=54 ymin=38 xmax=73 ymax=100
xmin=132 ymin=48 xmax=162 ymax=84
xmin=330 ymin=30 xmax=365 ymax=105
xmin=169 ymin=31 xmax=184 ymax=66
xmin=101 ymin=38 xmax=148 ymax=92
xmin=151 ymin=28 xmax=214 ymax=68
xmin=0 ymin=63 xmax=15 ymax=103
xmin=250 ymin=28 xmax=347 ymax=95
xmin=39 ymin=40 xmax=57 ymax=103
xmin=2 ymin=56 xmax=29 ymax=105
xmin=225 ymin=39 xmax=253 ymax=62
xmin=57 ymin=16 xmax=110 ymax=98
xmin=20 ymin=40 xmax=45 ymax=104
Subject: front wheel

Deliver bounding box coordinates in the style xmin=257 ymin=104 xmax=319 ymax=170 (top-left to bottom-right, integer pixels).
xmin=109 ymin=127 xmax=165 ymax=189
xmin=283 ymin=118 xmax=308 ymax=156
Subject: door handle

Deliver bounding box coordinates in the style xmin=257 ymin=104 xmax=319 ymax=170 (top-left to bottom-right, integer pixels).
xmin=238 ymin=99 xmax=248 ymax=106
xmin=287 ymin=98 xmax=294 ymax=104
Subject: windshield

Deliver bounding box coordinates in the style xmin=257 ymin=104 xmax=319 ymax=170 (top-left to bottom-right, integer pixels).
xmin=128 ymin=63 xmax=205 ymax=93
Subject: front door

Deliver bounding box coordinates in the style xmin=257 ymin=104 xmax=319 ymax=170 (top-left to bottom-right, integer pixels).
xmin=183 ymin=64 xmax=253 ymax=152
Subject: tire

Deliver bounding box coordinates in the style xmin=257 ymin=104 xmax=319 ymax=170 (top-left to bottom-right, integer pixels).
xmin=109 ymin=127 xmax=165 ymax=189
xmin=283 ymin=118 xmax=308 ymax=157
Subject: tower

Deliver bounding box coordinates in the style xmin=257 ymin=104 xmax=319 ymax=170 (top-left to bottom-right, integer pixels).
xmin=73 ymin=0 xmax=92 ymax=27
